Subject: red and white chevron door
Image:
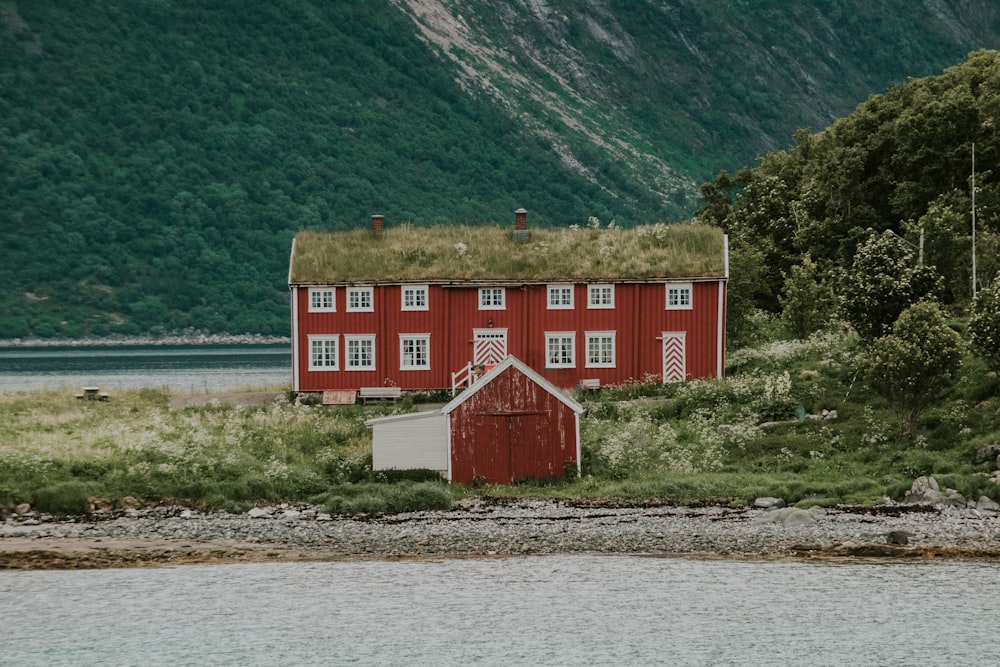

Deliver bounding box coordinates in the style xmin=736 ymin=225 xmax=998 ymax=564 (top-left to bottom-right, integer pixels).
xmin=662 ymin=332 xmax=686 ymax=383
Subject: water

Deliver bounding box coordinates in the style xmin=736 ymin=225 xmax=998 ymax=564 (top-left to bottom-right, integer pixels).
xmin=1 ymin=555 xmax=996 ymax=666
xmin=0 ymin=344 xmax=291 ymax=393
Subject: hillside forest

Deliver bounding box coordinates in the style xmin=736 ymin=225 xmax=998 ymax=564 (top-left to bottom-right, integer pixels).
xmin=2 ymin=2 xmax=1000 ymax=339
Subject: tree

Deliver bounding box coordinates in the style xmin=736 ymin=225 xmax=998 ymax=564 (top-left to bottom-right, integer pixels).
xmin=779 ymin=255 xmax=836 ymax=339
xmin=724 ymin=243 xmax=773 ymax=347
xmin=969 ymin=275 xmax=1000 ymax=372
xmin=839 ymin=232 xmax=943 ymax=340
xmin=865 ymin=301 xmax=963 ymax=436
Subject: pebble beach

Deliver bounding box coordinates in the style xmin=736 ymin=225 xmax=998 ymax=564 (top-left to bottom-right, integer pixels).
xmin=3 ymin=499 xmax=1000 ymax=569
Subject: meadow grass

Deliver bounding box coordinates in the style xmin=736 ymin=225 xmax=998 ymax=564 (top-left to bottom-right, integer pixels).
xmin=289 ymin=222 xmax=725 ymax=284
xmin=3 ymin=329 xmax=999 ymax=514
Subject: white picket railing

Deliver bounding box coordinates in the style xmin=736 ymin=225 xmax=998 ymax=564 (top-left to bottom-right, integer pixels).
xmin=451 ymin=362 xmax=477 ymax=396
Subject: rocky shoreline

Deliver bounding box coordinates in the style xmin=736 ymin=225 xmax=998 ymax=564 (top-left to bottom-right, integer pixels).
xmin=3 ymin=498 xmax=1000 ymax=570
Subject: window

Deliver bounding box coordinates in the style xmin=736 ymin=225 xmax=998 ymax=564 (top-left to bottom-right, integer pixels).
xmin=666 ymin=282 xmax=693 ymax=310
xmin=345 ymin=335 xmax=375 ymax=370
xmin=347 ymin=287 xmax=374 ymax=312
xmin=308 ymin=288 xmax=336 ymax=312
xmin=308 ymin=335 xmax=339 ymax=370
xmin=401 ymin=285 xmax=428 ymax=311
xmin=588 ymin=284 xmax=614 ymax=309
xmin=545 ymin=332 xmax=575 ymax=368
xmin=585 ymin=332 xmax=616 ymax=368
xmin=547 ymin=284 xmax=574 ymax=309
xmin=400 ymin=334 xmax=430 ymax=370
xmin=479 ymin=287 xmax=505 ymax=310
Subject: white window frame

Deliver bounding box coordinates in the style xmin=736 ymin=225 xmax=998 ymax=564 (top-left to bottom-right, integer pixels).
xmin=308 ymin=287 xmax=336 ymax=312
xmin=587 ymin=284 xmax=615 ymax=309
xmin=545 ymin=331 xmax=576 ymax=369
xmin=308 ymin=335 xmax=339 ymax=370
xmin=585 ymin=331 xmax=616 ymax=368
xmin=478 ymin=287 xmax=506 ymax=310
xmin=345 ymin=334 xmax=376 ymax=370
xmin=547 ymin=284 xmax=574 ymax=310
xmin=401 ymin=285 xmax=429 ymax=311
xmin=666 ymin=282 xmax=693 ymax=310
xmin=346 ymin=286 xmax=374 ymax=312
xmin=399 ymin=334 xmax=430 ymax=370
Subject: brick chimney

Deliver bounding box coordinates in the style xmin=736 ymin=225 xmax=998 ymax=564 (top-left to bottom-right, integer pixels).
xmin=513 ymin=208 xmax=529 ymax=242
xmin=371 ymin=214 xmax=384 ymax=234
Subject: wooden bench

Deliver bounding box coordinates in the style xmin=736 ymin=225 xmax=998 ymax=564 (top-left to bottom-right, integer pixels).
xmin=76 ymin=387 xmax=110 ymax=401
xmin=359 ymin=386 xmax=402 ymax=405
xmin=579 ymin=378 xmax=601 ymax=391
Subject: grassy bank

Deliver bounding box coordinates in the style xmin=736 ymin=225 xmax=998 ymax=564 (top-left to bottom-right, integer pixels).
xmin=2 ymin=329 xmax=999 ymax=515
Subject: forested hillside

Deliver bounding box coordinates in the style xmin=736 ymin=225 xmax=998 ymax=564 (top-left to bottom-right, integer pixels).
xmin=2 ymin=1 xmax=999 ymax=338
xmin=699 ymin=49 xmax=1000 ymax=335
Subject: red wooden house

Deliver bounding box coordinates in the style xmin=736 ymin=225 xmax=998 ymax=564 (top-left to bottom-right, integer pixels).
xmin=288 ymin=210 xmax=728 ymax=394
xmin=366 ymin=355 xmax=584 ymax=483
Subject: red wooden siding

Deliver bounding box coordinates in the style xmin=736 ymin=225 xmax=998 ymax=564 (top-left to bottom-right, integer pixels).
xmin=449 ymin=365 xmax=577 ymax=483
xmin=292 ymin=279 xmax=725 ymax=392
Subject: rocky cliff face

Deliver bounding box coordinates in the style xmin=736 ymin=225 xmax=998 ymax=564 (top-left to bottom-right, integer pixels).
xmin=394 ymin=0 xmax=1000 ymax=205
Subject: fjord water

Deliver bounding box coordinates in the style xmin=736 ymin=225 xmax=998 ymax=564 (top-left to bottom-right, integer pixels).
xmin=1 ymin=555 xmax=996 ymax=666
xmin=0 ymin=344 xmax=290 ymax=392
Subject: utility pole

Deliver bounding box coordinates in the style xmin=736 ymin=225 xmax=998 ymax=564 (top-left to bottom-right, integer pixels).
xmin=972 ymin=142 xmax=978 ymax=299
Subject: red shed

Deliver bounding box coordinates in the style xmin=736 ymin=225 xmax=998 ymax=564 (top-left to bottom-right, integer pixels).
xmin=366 ymin=355 xmax=584 ymax=484
xmin=445 ymin=355 xmax=584 ymax=483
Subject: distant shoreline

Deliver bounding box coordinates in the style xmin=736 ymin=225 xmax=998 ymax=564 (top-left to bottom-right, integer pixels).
xmin=0 ymin=334 xmax=291 ymax=348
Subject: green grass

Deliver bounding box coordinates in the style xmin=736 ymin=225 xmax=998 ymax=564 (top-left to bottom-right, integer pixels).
xmin=289 ymin=223 xmax=726 ymax=284
xmin=2 ymin=328 xmax=999 ymax=515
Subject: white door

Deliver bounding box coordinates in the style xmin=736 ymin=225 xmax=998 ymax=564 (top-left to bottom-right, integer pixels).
xmin=473 ymin=329 xmax=508 ymax=365
xmin=662 ymin=332 xmax=686 ymax=383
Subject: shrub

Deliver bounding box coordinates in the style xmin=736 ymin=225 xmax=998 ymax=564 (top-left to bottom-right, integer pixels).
xmin=321 ymin=481 xmax=452 ymax=515
xmin=864 ymin=301 xmax=964 ymax=435
xmin=969 ymin=276 xmax=1000 ymax=372
xmin=32 ymin=481 xmax=102 ymax=515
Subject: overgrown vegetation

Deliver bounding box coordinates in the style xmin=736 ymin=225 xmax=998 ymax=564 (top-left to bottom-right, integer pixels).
xmin=3 ymin=2 xmax=995 ymax=338
xmin=290 ymin=222 xmax=725 ymax=284
xmin=3 ymin=326 xmax=998 ymax=515
xmin=699 ymin=50 xmax=1000 ymax=337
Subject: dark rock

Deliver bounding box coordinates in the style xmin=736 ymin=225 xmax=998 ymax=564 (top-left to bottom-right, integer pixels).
xmin=887 ymin=530 xmax=911 ymax=545
xmin=974 ymin=444 xmax=1000 ymax=465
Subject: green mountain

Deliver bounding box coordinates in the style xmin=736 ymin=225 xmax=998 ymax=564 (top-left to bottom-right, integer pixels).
xmin=2 ymin=1 xmax=999 ymax=338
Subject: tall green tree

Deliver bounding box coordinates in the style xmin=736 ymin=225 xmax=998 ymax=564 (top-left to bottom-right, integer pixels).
xmin=779 ymin=255 xmax=836 ymax=339
xmin=839 ymin=233 xmax=943 ymax=340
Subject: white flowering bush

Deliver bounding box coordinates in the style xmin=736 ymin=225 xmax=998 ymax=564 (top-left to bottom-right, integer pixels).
xmin=840 ymin=233 xmax=943 ymax=340
xmin=969 ymin=277 xmax=1000 ymax=372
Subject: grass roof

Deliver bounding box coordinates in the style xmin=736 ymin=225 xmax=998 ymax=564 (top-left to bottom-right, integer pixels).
xmin=289 ymin=223 xmax=726 ymax=284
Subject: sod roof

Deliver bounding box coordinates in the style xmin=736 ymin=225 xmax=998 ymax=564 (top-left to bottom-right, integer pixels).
xmin=289 ymin=223 xmax=726 ymax=285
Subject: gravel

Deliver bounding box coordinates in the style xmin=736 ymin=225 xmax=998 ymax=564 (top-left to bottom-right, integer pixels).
xmin=4 ymin=500 xmax=1000 ymax=569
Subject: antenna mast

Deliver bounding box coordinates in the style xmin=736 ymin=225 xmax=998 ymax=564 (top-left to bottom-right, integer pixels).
xmin=972 ymin=143 xmax=978 ymax=299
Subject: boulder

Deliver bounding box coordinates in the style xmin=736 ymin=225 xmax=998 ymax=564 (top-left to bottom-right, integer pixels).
xmin=751 ymin=507 xmax=818 ymax=526
xmin=976 ymin=495 xmax=1000 ymax=512
xmin=754 ymin=497 xmax=786 ymax=509
xmin=247 ymin=507 xmax=271 ymax=518
xmin=944 ymin=490 xmax=967 ymax=508
xmin=903 ymin=476 xmax=943 ymax=504
xmin=14 ymin=502 xmax=30 ymax=516
xmin=974 ymin=444 xmax=1000 ymax=464
xmin=886 ymin=530 xmax=911 ymax=545
xmin=118 ymin=496 xmax=143 ymax=510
